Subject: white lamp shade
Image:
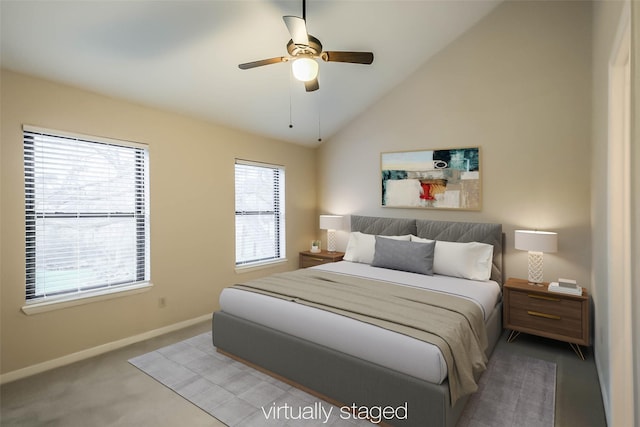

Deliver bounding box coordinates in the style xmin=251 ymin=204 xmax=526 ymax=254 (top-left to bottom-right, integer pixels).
xmin=292 ymin=57 xmax=318 ymax=82
xmin=514 ymin=230 xmax=558 ymax=253
xmin=319 ymin=215 xmax=343 ymax=231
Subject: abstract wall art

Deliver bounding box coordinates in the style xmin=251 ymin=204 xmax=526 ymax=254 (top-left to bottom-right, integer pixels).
xmin=381 ymin=147 xmax=481 ymax=210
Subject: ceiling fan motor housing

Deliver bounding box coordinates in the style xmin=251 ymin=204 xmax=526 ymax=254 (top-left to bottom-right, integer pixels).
xmin=287 ymin=35 xmax=322 ymax=57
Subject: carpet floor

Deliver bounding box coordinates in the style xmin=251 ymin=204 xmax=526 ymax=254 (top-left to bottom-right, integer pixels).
xmin=457 ymin=348 xmax=556 ymax=427
xmin=130 ymin=332 xmax=556 ymax=427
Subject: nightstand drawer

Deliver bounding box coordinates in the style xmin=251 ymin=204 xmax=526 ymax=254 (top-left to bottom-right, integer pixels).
xmin=299 ymin=251 xmax=345 ymax=268
xmin=508 ymin=306 xmax=584 ymax=339
xmin=509 ymin=290 xmax=582 ymax=320
xmin=301 ymin=256 xmax=334 ymax=268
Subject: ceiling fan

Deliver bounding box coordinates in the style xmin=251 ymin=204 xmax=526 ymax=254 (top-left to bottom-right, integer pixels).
xmin=238 ymin=0 xmax=374 ymax=92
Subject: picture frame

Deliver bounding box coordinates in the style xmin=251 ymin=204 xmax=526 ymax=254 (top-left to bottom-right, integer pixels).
xmin=381 ymin=147 xmax=481 ymax=210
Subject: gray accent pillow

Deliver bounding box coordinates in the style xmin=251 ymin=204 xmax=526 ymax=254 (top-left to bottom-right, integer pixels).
xmin=371 ymin=236 xmax=435 ymax=275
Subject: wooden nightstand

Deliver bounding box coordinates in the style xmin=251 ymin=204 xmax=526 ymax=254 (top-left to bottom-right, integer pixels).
xmin=299 ymin=250 xmax=344 ymax=268
xmin=503 ymin=277 xmax=590 ymax=359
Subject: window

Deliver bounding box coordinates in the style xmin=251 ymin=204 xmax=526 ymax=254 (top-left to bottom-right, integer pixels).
xmin=235 ymin=160 xmax=285 ymax=267
xmin=23 ymin=126 xmax=150 ymax=302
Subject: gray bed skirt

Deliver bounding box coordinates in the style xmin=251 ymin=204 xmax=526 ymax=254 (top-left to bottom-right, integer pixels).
xmin=212 ymin=302 xmax=502 ymax=427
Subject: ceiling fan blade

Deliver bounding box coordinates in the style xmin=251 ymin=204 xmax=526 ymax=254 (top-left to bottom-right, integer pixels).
xmin=238 ymin=57 xmax=287 ymax=70
xmin=304 ymin=78 xmax=319 ymax=92
xmin=322 ymin=51 xmax=374 ymax=65
xmin=283 ymin=15 xmax=309 ymax=46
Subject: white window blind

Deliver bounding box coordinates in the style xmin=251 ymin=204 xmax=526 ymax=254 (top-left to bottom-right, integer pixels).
xmin=235 ymin=160 xmax=285 ymax=266
xmin=23 ymin=126 xmax=150 ymax=301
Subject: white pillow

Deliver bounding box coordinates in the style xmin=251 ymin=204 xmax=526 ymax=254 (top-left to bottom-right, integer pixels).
xmin=344 ymin=232 xmax=411 ymax=264
xmin=410 ymin=235 xmax=494 ymax=281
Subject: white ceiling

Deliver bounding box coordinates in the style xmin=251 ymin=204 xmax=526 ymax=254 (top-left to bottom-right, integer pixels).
xmin=1 ymin=0 xmax=501 ymax=146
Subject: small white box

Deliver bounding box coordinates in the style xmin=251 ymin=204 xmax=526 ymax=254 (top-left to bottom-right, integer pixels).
xmin=549 ymin=282 xmax=582 ymax=296
xmin=558 ymin=278 xmax=578 ymax=288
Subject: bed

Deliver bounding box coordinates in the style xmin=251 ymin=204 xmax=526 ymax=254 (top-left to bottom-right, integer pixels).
xmin=213 ymin=215 xmax=503 ymax=427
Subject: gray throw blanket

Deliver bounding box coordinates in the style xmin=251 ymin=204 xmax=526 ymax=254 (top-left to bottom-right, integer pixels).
xmin=232 ymin=268 xmax=488 ymax=405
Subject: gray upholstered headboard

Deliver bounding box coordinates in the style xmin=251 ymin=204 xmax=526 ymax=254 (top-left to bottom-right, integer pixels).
xmin=350 ymin=215 xmax=503 ymax=285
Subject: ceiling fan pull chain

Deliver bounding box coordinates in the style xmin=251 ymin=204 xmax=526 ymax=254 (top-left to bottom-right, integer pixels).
xmin=289 ymin=69 xmax=294 ymax=129
xmin=317 ymin=95 xmax=322 ymax=142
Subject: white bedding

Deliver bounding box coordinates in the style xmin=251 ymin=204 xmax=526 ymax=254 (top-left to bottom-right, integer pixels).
xmin=219 ymin=261 xmax=501 ymax=384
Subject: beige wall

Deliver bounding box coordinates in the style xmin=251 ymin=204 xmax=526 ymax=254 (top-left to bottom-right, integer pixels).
xmin=0 ymin=70 xmax=317 ymax=375
xmin=318 ymin=1 xmax=592 ymax=288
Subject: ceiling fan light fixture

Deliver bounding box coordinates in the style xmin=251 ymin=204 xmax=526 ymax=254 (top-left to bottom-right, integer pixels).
xmin=291 ymin=57 xmax=318 ymax=82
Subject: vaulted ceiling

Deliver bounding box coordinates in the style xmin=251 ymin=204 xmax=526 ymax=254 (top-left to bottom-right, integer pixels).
xmin=1 ymin=1 xmax=501 ymax=145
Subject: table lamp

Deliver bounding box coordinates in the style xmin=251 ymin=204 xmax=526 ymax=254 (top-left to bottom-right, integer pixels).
xmin=319 ymin=215 xmax=343 ymax=252
xmin=515 ymin=229 xmax=558 ymax=284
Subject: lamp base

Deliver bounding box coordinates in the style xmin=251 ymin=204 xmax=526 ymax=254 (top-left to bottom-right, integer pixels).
xmin=327 ymin=230 xmax=337 ymax=253
xmin=527 ymin=251 xmax=545 ymax=285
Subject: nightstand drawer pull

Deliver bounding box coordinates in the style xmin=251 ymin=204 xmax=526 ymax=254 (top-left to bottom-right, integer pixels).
xmin=527 ymin=310 xmax=561 ymax=320
xmin=528 ymin=294 xmax=561 ymax=302
xmin=308 ymin=257 xmax=325 ymax=262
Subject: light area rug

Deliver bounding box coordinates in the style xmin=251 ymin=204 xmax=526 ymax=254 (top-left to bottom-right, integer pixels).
xmin=129 ymin=332 xmax=556 ymax=427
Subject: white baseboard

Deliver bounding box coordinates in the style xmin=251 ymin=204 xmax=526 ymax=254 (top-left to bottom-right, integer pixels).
xmin=0 ymin=313 xmax=213 ymax=385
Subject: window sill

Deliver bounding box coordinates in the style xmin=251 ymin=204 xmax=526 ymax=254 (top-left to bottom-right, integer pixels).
xmin=21 ymin=281 xmax=153 ymax=315
xmin=235 ymin=258 xmax=288 ymax=274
